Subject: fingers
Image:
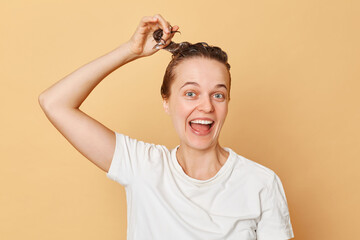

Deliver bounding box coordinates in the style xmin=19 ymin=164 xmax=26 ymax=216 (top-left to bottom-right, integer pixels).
xmin=137 ymin=14 xmax=178 ymax=51
xmin=164 ymin=26 xmax=179 ymax=43
xmin=153 ymin=14 xmax=171 ymax=34
xmin=133 ymin=16 xmax=158 ymax=38
xmin=153 ymin=14 xmax=177 ymax=46
xmin=170 ymin=25 xmax=180 ymax=33
xmin=155 ymin=28 xmax=178 ymax=49
xmin=139 ymin=16 xmax=158 ymax=27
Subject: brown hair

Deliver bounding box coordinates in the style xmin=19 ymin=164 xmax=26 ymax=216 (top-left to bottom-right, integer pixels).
xmin=153 ymin=29 xmax=232 ymax=100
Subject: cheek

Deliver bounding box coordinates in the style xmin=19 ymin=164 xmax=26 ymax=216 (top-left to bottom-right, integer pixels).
xmin=170 ymin=101 xmax=197 ymax=130
xmin=172 ymin=100 xmax=194 ymax=117
xmin=216 ymin=103 xmax=228 ymax=120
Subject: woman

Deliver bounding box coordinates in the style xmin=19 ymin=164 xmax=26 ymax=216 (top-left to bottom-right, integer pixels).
xmin=39 ymin=14 xmax=294 ymax=240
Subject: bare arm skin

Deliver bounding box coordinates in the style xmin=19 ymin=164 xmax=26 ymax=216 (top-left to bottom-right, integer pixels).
xmin=38 ymin=14 xmax=179 ymax=173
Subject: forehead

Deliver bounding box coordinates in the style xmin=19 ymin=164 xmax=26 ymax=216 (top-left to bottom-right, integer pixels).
xmin=172 ymin=57 xmax=230 ymax=89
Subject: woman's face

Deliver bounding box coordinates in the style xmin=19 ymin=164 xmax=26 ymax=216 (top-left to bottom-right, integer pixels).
xmin=163 ymin=57 xmax=230 ymax=150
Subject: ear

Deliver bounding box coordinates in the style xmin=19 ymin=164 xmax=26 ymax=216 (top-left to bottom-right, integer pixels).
xmin=162 ymin=98 xmax=170 ymax=115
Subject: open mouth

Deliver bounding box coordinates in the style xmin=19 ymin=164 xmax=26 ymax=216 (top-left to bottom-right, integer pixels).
xmin=188 ymin=119 xmax=214 ymax=135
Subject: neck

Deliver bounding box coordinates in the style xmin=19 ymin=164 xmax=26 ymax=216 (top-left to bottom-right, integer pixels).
xmin=176 ymin=142 xmax=229 ymax=180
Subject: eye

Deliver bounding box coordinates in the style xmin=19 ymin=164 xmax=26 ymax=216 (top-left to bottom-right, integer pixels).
xmin=185 ymin=92 xmax=196 ymax=97
xmin=214 ymin=93 xmax=224 ymax=99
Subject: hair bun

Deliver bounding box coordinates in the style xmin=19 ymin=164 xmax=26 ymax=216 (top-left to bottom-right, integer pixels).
xmin=153 ymin=28 xmax=230 ymax=70
xmin=153 ymin=28 xmax=181 ymax=54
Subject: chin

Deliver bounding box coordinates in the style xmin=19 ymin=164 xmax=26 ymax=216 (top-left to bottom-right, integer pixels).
xmin=185 ymin=136 xmax=218 ymax=151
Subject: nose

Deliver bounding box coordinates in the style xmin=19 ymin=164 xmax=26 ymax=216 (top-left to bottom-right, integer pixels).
xmin=197 ymin=95 xmax=214 ymax=113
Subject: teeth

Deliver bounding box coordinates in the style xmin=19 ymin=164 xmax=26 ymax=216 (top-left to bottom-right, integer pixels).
xmin=190 ymin=120 xmax=214 ymax=125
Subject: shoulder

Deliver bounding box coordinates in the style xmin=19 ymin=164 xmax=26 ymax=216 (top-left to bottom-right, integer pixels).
xmin=228 ymin=148 xmax=278 ymax=188
xmin=114 ymin=131 xmax=171 ymax=160
xmin=107 ymin=132 xmax=171 ymax=186
xmin=115 ymin=131 xmax=168 ymax=148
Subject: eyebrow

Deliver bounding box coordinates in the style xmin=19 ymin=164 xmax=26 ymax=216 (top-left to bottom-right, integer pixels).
xmin=180 ymin=82 xmax=228 ymax=90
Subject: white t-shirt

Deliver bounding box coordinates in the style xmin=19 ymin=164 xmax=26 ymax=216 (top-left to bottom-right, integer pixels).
xmin=106 ymin=132 xmax=294 ymax=240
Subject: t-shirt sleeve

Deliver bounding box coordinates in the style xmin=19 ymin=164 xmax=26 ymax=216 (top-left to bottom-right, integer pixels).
xmin=256 ymin=172 xmax=295 ymax=240
xmin=106 ymin=131 xmax=159 ymax=187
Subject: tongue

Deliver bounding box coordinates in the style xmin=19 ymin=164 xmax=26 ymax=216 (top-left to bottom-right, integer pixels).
xmin=191 ymin=123 xmax=211 ymax=132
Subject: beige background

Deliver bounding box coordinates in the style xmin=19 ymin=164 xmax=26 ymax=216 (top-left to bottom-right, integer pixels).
xmin=1 ymin=0 xmax=359 ymax=239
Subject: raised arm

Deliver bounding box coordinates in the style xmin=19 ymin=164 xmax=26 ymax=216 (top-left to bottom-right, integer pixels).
xmin=38 ymin=14 xmax=178 ymax=173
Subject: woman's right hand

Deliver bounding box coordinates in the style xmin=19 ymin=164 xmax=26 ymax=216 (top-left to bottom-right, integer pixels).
xmin=126 ymin=14 xmax=180 ymax=58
